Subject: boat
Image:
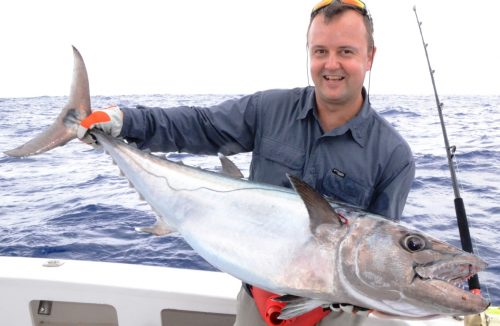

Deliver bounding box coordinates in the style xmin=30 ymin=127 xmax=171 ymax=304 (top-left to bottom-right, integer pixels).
xmin=3 ymin=255 xmax=490 ymax=326
xmin=0 ymin=256 xmax=238 ymax=326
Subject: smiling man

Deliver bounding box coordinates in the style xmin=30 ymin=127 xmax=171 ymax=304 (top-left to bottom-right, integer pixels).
xmin=78 ymin=0 xmax=415 ymax=325
xmin=308 ymin=5 xmax=375 ymax=133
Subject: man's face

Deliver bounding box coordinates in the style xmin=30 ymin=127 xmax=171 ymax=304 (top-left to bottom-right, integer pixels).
xmin=308 ymin=10 xmax=375 ymax=108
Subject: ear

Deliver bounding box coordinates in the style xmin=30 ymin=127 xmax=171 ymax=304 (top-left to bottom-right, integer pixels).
xmin=367 ymin=46 xmax=376 ymax=71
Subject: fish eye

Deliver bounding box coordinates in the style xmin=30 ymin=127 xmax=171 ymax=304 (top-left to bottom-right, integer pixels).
xmin=402 ymin=234 xmax=427 ymax=252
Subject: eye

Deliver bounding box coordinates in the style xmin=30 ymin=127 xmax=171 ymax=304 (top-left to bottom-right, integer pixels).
xmin=313 ymin=49 xmax=327 ymax=56
xmin=401 ymin=234 xmax=427 ymax=252
xmin=339 ymin=47 xmax=355 ymax=56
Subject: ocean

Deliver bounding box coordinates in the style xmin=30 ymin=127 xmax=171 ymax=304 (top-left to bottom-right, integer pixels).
xmin=0 ymin=93 xmax=498 ymax=306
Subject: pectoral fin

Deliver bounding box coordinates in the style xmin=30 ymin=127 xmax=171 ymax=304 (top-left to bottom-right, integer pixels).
xmin=274 ymin=295 xmax=330 ymax=320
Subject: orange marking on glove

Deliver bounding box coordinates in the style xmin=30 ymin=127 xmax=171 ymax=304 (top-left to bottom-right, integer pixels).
xmin=81 ymin=111 xmax=111 ymax=129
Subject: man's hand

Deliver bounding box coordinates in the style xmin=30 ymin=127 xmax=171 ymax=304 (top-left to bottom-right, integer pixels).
xmin=77 ymin=106 xmax=124 ymax=143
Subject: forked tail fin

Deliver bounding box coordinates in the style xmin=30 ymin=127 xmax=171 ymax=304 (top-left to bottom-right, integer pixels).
xmin=4 ymin=46 xmax=91 ymax=157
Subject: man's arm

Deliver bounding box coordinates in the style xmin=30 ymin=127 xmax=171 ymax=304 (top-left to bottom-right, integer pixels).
xmin=79 ymin=93 xmax=260 ymax=155
xmin=120 ymin=95 xmax=257 ymax=154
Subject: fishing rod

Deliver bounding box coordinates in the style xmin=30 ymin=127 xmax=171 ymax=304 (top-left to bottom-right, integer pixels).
xmin=413 ymin=6 xmax=481 ymax=294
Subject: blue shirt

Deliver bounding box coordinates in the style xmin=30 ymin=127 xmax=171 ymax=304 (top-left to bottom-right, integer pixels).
xmin=120 ymin=87 xmax=415 ymax=221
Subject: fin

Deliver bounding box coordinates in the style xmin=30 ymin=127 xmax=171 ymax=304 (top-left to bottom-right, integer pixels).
xmin=4 ymin=46 xmax=91 ymax=157
xmin=218 ymin=153 xmax=244 ymax=179
xmin=273 ymin=295 xmax=328 ymax=320
xmin=135 ymin=218 xmax=175 ymax=236
xmin=273 ymin=294 xmax=300 ymax=303
xmin=287 ymin=174 xmax=347 ymax=235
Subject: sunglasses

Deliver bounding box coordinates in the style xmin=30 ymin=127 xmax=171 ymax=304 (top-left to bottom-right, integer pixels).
xmin=311 ymin=0 xmax=366 ymax=16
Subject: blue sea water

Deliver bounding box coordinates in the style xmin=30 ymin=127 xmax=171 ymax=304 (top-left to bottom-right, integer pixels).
xmin=0 ymin=94 xmax=499 ymax=306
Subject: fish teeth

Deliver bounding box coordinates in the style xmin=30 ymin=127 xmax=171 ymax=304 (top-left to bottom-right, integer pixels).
xmin=418 ymin=261 xmax=480 ymax=291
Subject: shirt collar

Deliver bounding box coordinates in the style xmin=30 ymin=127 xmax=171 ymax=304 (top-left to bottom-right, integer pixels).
xmin=299 ymin=87 xmax=373 ymax=148
xmin=297 ymin=86 xmax=317 ymax=120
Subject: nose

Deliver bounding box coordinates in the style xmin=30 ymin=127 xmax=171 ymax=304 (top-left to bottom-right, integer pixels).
xmin=324 ymin=53 xmax=341 ymax=70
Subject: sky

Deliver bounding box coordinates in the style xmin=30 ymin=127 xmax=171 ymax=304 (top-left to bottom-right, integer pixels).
xmin=1 ymin=0 xmax=499 ymax=98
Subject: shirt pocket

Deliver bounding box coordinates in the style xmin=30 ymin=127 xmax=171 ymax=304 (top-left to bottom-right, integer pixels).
xmin=322 ymin=171 xmax=373 ymax=209
xmin=251 ymin=137 xmax=305 ymax=186
xmin=259 ymin=137 xmax=305 ymax=170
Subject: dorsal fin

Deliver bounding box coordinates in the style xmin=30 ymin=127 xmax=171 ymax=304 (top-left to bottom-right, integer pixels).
xmin=287 ymin=174 xmax=346 ymax=234
xmin=218 ymin=153 xmax=244 ymax=179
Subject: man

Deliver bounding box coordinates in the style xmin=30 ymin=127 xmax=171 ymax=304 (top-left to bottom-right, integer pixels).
xmin=78 ymin=0 xmax=415 ymax=324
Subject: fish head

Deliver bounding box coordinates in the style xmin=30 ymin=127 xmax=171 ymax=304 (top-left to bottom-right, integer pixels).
xmin=339 ymin=217 xmax=489 ymax=317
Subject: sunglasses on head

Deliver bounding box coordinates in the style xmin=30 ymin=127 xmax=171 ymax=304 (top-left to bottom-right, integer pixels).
xmin=311 ymin=0 xmax=366 ymax=16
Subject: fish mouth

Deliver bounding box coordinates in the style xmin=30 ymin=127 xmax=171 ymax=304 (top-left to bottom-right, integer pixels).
xmin=411 ymin=256 xmax=490 ymax=314
xmin=411 ymin=257 xmax=490 ymax=314
xmin=414 ymin=259 xmax=482 ymax=289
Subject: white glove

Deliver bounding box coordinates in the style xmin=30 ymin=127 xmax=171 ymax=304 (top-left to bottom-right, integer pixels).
xmin=77 ymin=105 xmax=123 ymax=141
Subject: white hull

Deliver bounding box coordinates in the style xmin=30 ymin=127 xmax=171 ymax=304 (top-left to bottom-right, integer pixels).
xmin=0 ymin=256 xmax=240 ymax=326
xmin=0 ymin=256 xmax=466 ymax=325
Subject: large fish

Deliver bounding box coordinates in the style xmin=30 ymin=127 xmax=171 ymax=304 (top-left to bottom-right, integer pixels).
xmin=4 ymin=47 xmax=490 ymax=319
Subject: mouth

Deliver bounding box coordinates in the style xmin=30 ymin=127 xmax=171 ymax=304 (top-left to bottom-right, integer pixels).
xmin=411 ymin=257 xmax=490 ymax=314
xmin=323 ymin=74 xmax=345 ymax=81
xmin=414 ymin=259 xmax=485 ymax=290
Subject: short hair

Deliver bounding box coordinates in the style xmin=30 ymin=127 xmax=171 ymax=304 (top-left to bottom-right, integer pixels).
xmin=308 ymin=2 xmax=375 ymax=51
